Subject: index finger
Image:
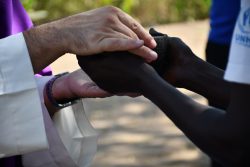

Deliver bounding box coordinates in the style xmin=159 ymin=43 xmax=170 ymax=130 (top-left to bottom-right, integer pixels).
xmin=117 ymin=11 xmax=157 ymax=49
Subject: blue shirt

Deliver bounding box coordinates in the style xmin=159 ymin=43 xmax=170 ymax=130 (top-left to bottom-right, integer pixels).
xmin=209 ymin=0 xmax=241 ymax=44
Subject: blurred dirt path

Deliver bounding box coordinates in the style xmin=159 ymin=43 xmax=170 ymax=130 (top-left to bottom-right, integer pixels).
xmin=51 ymin=20 xmax=210 ymax=167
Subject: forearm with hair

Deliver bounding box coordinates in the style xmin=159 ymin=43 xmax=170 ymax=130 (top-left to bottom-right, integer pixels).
xmin=23 ymin=22 xmax=64 ymax=73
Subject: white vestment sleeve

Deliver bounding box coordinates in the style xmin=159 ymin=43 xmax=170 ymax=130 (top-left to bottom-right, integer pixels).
xmin=0 ymin=33 xmax=48 ymax=158
xmin=22 ymin=76 xmax=77 ymax=167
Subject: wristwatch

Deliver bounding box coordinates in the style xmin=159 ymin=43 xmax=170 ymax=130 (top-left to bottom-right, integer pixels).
xmin=45 ymin=72 xmax=78 ymax=108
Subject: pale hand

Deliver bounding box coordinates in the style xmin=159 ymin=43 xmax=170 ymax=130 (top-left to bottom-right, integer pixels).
xmin=52 ymin=69 xmax=111 ymax=101
xmin=24 ymin=6 xmax=157 ymax=73
xmin=44 ymin=70 xmax=110 ymax=116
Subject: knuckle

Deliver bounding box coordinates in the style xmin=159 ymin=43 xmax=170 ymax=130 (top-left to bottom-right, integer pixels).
xmin=131 ymin=22 xmax=139 ymax=31
xmin=170 ymin=37 xmax=182 ymax=45
xmin=130 ymin=20 xmax=142 ymax=31
xmin=105 ymin=6 xmax=120 ymax=14
xmin=104 ymin=15 xmax=117 ymax=25
xmin=171 ymin=37 xmax=180 ymax=41
xmin=127 ymin=31 xmax=138 ymax=39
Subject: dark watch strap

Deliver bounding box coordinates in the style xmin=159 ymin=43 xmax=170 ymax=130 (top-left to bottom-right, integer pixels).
xmin=45 ymin=72 xmax=78 ymax=108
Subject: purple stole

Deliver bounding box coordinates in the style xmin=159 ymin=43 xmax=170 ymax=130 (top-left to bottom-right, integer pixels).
xmin=0 ymin=0 xmax=52 ymax=76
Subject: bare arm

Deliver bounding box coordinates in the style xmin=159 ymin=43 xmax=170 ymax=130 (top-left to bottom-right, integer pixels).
xmin=23 ymin=6 xmax=157 ymax=73
xmin=148 ymin=30 xmax=231 ymax=108
xmin=178 ymin=55 xmax=230 ymax=108
xmin=141 ymin=71 xmax=250 ymax=166
xmin=76 ymin=37 xmax=250 ymax=166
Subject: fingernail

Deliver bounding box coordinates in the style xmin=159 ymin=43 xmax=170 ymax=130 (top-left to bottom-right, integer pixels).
xmin=150 ymin=50 xmax=158 ymax=59
xmin=136 ymin=40 xmax=144 ymax=46
xmin=150 ymin=39 xmax=157 ymax=48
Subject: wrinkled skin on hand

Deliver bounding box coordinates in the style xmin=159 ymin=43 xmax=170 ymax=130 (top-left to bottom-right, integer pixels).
xmin=23 ymin=6 xmax=158 ymax=73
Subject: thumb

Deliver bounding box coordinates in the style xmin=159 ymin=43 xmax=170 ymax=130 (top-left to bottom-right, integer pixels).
xmin=80 ymin=83 xmax=111 ymax=98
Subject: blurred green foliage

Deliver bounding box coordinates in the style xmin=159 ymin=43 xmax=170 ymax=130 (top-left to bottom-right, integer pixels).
xmin=21 ymin=0 xmax=211 ymax=26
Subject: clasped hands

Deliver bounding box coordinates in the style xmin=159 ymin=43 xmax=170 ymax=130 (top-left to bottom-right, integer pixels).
xmin=46 ymin=28 xmax=200 ymax=116
xmin=77 ymin=28 xmax=201 ymax=96
xmin=38 ymin=6 xmax=201 ymax=113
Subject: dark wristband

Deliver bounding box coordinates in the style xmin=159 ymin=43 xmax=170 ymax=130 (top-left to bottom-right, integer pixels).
xmin=45 ymin=72 xmax=78 ymax=108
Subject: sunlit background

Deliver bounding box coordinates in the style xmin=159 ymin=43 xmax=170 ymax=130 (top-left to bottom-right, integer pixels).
xmin=21 ymin=0 xmax=211 ymax=166
xmin=22 ymin=0 xmax=210 ymax=25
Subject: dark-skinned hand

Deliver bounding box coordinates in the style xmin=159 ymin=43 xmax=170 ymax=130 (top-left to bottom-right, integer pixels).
xmin=149 ymin=29 xmax=200 ymax=88
xmin=77 ymin=51 xmax=157 ymax=94
xmin=76 ymin=28 xmax=169 ymax=94
xmin=77 ymin=28 xmax=199 ymax=93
